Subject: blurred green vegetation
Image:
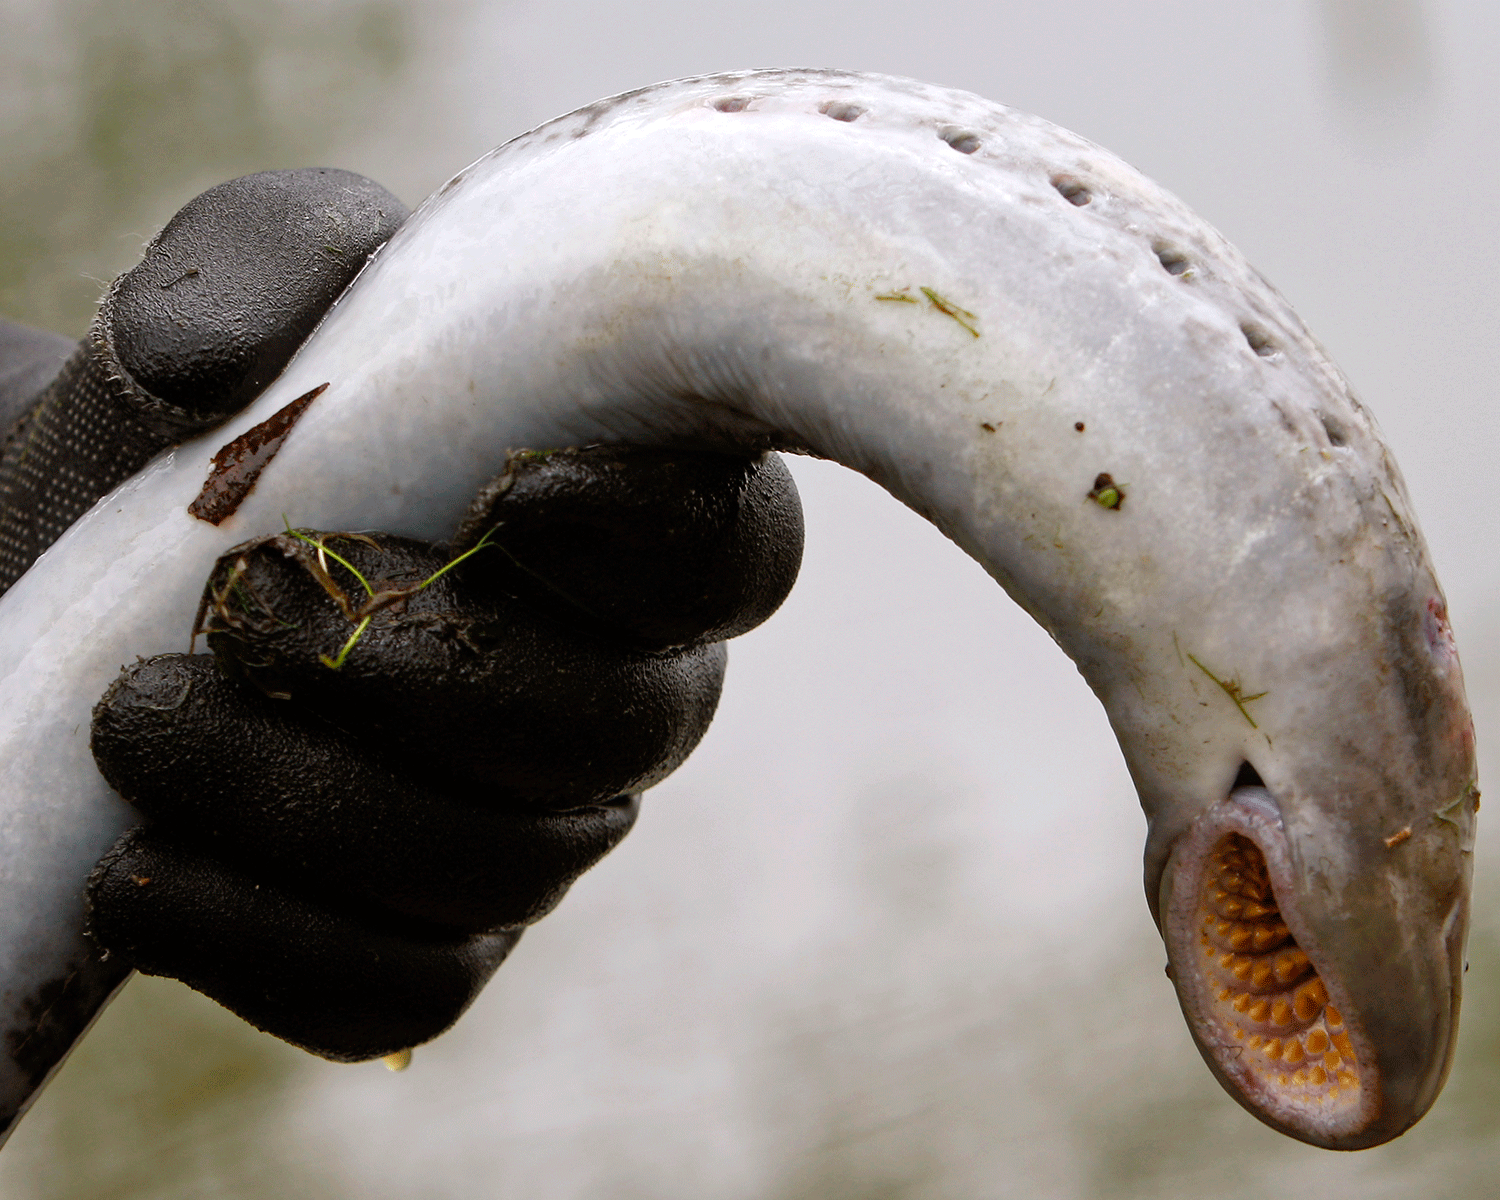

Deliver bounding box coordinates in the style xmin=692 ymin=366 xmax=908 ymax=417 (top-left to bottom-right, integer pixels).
xmin=0 ymin=0 xmax=411 ymax=337
xmin=0 ymin=975 xmax=344 ymax=1199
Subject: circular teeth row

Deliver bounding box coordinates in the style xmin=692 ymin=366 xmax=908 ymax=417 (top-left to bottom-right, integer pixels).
xmin=1216 ymin=977 xmax=1328 ymax=1025
xmin=1237 ymin=1022 xmax=1359 ymax=1091
xmin=1209 ymin=846 xmax=1273 ymax=902
xmin=1202 ymin=939 xmax=1310 ymax=990
xmin=1207 ymin=916 xmax=1296 ymax=956
xmin=1195 ymin=833 xmax=1362 ymax=1105
xmin=1212 ymin=891 xmax=1278 ymax=921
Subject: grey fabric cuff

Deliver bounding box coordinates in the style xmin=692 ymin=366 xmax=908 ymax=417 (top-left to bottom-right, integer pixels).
xmin=0 ymin=319 xmax=73 ymax=432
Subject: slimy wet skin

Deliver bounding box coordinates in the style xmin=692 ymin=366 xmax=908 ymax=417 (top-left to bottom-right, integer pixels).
xmin=0 ymin=69 xmax=1476 ymax=1147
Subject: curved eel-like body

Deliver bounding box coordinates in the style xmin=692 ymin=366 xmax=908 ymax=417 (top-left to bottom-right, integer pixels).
xmin=0 ymin=69 xmax=1476 ymax=1149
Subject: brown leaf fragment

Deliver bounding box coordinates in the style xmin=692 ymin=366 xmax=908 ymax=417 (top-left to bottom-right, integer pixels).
xmin=188 ymin=383 xmax=328 ymax=526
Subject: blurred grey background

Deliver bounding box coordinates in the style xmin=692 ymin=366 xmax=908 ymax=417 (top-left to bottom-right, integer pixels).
xmin=2 ymin=0 xmax=1499 ymax=1196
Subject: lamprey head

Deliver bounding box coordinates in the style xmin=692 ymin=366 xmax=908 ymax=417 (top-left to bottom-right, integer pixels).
xmin=1162 ymin=785 xmax=1474 ymax=1149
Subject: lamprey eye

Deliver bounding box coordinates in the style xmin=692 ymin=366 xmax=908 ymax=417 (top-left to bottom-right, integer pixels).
xmin=1197 ymin=834 xmax=1363 ymax=1115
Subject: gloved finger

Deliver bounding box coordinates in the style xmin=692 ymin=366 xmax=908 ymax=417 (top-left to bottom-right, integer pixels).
xmin=92 ymin=654 xmax=640 ymax=932
xmin=0 ymin=169 xmax=408 ymax=595
xmin=453 ymin=445 xmax=804 ymax=649
xmin=199 ymin=531 xmax=727 ymax=806
xmin=86 ymin=826 xmax=518 ymax=1060
xmin=99 ymin=168 xmax=408 ymax=435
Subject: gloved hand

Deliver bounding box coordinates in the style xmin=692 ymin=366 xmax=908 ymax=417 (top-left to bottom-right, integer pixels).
xmin=0 ymin=169 xmax=802 ymax=1062
xmin=0 ymin=168 xmax=409 ymax=594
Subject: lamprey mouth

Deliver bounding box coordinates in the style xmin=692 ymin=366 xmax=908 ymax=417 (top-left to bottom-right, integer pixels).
xmin=1163 ymin=788 xmax=1381 ymax=1146
xmin=1196 ymin=834 xmax=1362 ymax=1114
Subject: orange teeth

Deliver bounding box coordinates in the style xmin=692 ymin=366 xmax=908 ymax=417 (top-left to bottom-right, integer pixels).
xmin=1274 ymin=951 xmax=1310 ymax=985
xmin=1293 ymin=979 xmax=1329 ymax=1022
xmin=1196 ymin=832 xmax=1362 ymax=1108
xmin=1251 ymin=922 xmax=1289 ymax=951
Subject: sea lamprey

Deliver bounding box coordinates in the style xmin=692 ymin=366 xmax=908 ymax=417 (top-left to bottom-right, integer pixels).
xmin=0 ymin=69 xmax=1475 ymax=1150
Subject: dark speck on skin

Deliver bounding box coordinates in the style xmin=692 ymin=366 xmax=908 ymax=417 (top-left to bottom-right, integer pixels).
xmin=1087 ymin=472 xmax=1125 ymax=510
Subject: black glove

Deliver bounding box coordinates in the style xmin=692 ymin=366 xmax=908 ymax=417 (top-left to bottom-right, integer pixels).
xmin=0 ymin=169 xmax=802 ymax=1063
xmin=0 ymin=167 xmax=408 ymax=595
xmin=86 ymin=444 xmax=799 ymax=1060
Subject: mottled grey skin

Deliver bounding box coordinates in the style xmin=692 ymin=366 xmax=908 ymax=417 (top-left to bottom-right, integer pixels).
xmin=0 ymin=70 xmax=1476 ymax=1148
